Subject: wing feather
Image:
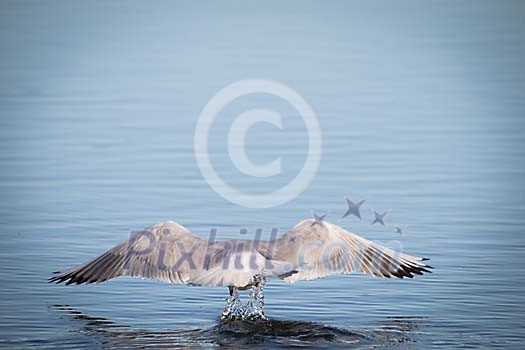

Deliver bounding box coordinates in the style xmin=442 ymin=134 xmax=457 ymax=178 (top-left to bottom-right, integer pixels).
xmin=272 ymin=220 xmax=432 ymax=282
xmin=49 ymin=221 xmax=202 ymax=285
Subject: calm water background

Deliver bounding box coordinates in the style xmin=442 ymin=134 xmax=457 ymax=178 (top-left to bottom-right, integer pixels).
xmin=1 ymin=1 xmax=524 ymax=348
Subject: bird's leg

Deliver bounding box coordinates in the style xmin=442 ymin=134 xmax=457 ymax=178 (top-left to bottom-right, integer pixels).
xmin=243 ymin=274 xmax=267 ymax=320
xmin=221 ymin=286 xmax=245 ymax=320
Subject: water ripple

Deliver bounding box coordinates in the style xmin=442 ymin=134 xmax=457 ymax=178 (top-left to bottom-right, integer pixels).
xmin=32 ymin=305 xmax=429 ymax=349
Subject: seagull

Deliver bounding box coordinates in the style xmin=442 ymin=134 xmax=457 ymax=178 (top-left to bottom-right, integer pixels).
xmin=50 ymin=219 xmax=432 ymax=318
xmin=341 ymin=196 xmax=366 ymax=221
xmin=370 ymin=209 xmax=391 ymax=227
xmin=395 ymin=225 xmax=406 ymax=235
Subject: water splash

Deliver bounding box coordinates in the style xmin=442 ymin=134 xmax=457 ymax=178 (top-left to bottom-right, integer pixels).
xmin=243 ymin=274 xmax=267 ymax=320
xmin=221 ymin=288 xmax=245 ymax=320
xmin=221 ymin=274 xmax=267 ymax=321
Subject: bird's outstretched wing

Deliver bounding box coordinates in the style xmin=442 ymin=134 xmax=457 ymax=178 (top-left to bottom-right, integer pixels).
xmin=272 ymin=220 xmax=432 ymax=283
xmin=49 ymin=221 xmax=205 ymax=285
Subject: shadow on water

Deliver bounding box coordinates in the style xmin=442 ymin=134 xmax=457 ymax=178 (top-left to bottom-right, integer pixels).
xmin=51 ymin=305 xmax=426 ymax=349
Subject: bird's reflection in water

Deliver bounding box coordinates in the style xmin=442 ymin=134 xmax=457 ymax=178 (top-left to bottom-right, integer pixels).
xmin=53 ymin=305 xmax=425 ymax=349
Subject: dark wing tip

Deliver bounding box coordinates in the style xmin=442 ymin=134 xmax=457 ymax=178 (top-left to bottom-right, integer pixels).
xmin=48 ymin=274 xmax=72 ymax=284
xmin=278 ymin=270 xmax=299 ymax=279
xmin=48 ymin=269 xmax=90 ymax=285
xmin=393 ymin=260 xmax=433 ymax=279
xmin=48 ymin=274 xmax=63 ymax=283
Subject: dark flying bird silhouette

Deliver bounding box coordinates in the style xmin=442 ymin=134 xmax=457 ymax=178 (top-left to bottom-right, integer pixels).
xmin=341 ymin=196 xmax=366 ymax=220
xmin=370 ymin=209 xmax=391 ymax=227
